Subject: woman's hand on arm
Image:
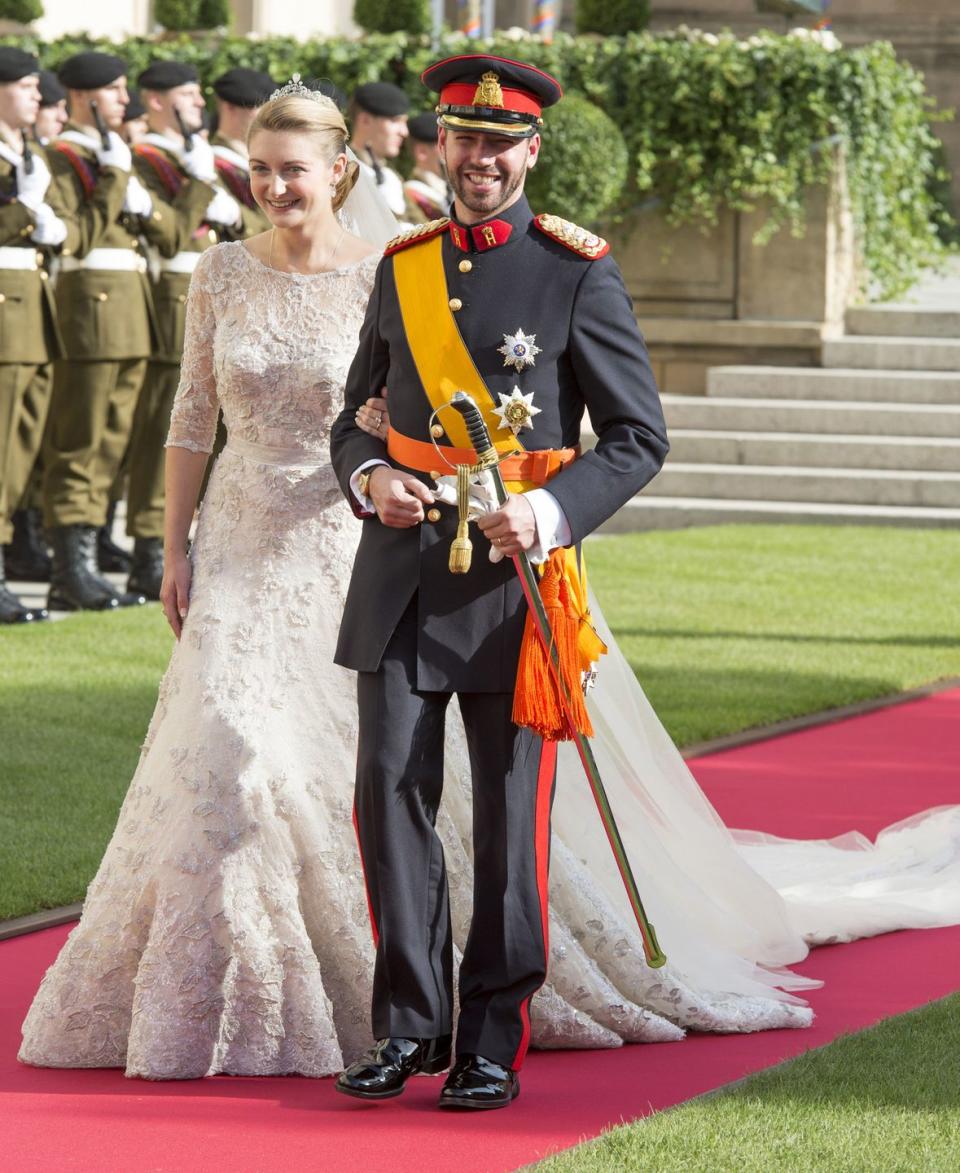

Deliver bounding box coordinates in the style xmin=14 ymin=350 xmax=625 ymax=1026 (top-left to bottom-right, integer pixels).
xmin=355 ymin=387 xmax=389 ymax=441
xmin=160 ymin=446 xmax=210 ymax=640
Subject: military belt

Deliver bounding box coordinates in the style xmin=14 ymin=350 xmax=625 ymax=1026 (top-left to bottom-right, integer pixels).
xmin=160 ymin=252 xmax=203 ymax=275
xmin=60 ymin=249 xmax=147 ymax=274
xmin=0 ymin=247 xmax=40 ymax=271
xmin=386 ymin=426 xmax=577 ymax=487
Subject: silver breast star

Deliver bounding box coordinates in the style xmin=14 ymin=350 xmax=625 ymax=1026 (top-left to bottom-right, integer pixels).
xmin=498 ymin=328 xmax=542 ymax=372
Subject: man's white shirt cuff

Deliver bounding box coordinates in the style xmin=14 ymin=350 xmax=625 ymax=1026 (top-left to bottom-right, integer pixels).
xmin=350 ymin=459 xmax=389 ymax=514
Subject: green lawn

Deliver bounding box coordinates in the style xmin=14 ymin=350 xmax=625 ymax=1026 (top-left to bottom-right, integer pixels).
xmin=0 ymin=524 xmax=957 ymax=921
xmin=535 ymin=993 xmax=960 ymax=1173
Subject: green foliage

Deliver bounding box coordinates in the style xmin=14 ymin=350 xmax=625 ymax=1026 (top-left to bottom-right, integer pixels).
xmin=525 ymin=93 xmax=628 ymax=223
xmin=575 ymin=0 xmax=649 ymax=37
xmin=0 ymin=27 xmax=951 ymax=297
xmin=352 ymin=0 xmax=430 ymax=36
xmin=196 ymin=0 xmax=230 ymax=28
xmin=0 ymin=0 xmax=43 ymax=23
xmin=154 ymin=0 xmax=226 ymax=31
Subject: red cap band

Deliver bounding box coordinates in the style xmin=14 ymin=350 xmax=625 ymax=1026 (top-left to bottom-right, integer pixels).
xmin=439 ymin=83 xmax=543 ymax=118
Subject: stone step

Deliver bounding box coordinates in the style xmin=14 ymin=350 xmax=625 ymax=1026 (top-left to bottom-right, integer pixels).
xmin=845 ymin=306 xmax=960 ymax=339
xmin=598 ymin=497 xmax=960 ymax=533
xmin=647 ymin=463 xmax=960 ymax=509
xmin=667 ymin=429 xmax=960 ymax=472
xmin=822 ymin=336 xmax=960 ymax=371
xmin=706 ymin=366 xmax=960 ymax=404
xmin=662 ymin=395 xmax=960 ymax=439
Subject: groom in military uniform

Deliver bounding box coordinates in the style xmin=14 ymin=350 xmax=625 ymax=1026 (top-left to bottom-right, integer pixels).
xmin=330 ymin=55 xmax=668 ymax=1109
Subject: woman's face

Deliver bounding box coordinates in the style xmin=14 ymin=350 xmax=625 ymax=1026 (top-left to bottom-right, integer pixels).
xmin=248 ymin=129 xmax=346 ymax=228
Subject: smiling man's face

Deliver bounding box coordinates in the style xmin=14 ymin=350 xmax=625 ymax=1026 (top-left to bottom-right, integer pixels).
xmin=440 ymin=127 xmax=539 ymax=223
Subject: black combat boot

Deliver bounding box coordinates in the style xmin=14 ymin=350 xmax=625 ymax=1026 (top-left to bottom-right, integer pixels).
xmin=0 ymin=546 xmax=48 ymax=623
xmin=3 ymin=508 xmax=51 ymax=582
xmin=97 ymin=500 xmax=133 ymax=573
xmin=127 ymin=537 xmax=164 ymax=601
xmin=47 ymin=526 xmax=145 ymax=611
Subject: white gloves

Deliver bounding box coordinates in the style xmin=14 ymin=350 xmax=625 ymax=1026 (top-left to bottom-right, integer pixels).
xmin=95 ymin=131 xmax=132 ymax=172
xmin=30 ymin=203 xmax=68 ymax=246
xmin=180 ymin=137 xmax=216 ymax=184
xmin=431 ymin=469 xmax=511 ymax=563
xmin=123 ymin=174 xmax=154 ymax=218
xmin=15 ymin=153 xmax=51 ymax=212
xmin=204 ymin=187 xmax=241 ymax=228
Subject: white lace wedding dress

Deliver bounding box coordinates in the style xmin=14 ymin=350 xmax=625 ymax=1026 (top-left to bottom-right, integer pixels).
xmin=19 ymin=242 xmax=960 ymax=1080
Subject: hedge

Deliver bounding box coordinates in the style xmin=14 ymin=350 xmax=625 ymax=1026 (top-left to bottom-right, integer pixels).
xmin=2 ymin=26 xmax=951 ymax=297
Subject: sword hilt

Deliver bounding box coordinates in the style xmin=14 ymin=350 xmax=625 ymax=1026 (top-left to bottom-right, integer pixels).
xmin=450 ymin=391 xmax=498 ymax=469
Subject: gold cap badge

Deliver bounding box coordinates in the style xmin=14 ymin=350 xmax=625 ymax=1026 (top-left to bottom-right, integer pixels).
xmin=473 ymin=72 xmax=505 ymax=109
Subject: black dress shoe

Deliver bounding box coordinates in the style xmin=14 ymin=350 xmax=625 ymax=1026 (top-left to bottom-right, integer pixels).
xmin=438 ymin=1054 xmax=519 ymax=1110
xmin=335 ymin=1035 xmax=452 ymax=1101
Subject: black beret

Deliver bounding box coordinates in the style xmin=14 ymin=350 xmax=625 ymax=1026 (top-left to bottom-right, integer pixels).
xmin=58 ymin=52 xmax=127 ymax=91
xmin=38 ymin=70 xmax=67 ymax=108
xmin=138 ymin=61 xmax=199 ymax=92
xmin=213 ymin=67 xmax=276 ymax=108
xmin=353 ymin=82 xmax=410 ymax=118
xmin=0 ymin=47 xmax=39 ymax=84
xmin=407 ymin=112 xmax=439 ymax=143
xmin=122 ymin=89 xmax=147 ymax=122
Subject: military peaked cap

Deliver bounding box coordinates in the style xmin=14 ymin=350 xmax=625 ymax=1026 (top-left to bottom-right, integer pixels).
xmin=353 ymin=82 xmax=410 ymax=118
xmin=213 ymin=67 xmax=276 ymax=108
xmin=38 ymin=69 xmax=67 ymax=107
xmin=138 ymin=61 xmax=199 ymax=92
xmin=0 ymin=47 xmax=39 ymax=83
xmin=422 ymin=54 xmax=562 ymax=138
xmin=58 ymin=52 xmax=127 ymax=90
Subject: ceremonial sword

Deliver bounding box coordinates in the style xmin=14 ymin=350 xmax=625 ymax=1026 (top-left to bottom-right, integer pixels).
xmin=449 ymin=391 xmax=666 ymax=969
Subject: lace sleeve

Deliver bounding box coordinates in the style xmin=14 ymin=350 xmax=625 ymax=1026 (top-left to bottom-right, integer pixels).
xmin=165 ymin=249 xmax=220 ymax=454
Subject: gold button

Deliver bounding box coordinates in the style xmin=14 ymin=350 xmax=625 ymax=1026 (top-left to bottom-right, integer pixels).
xmin=426 ymin=508 xmax=441 ymax=523
xmin=36 ymin=251 xmax=44 ymax=264
xmin=458 ymin=259 xmax=472 ymax=273
xmin=21 ymin=225 xmax=31 ymax=236
xmin=448 ymin=297 xmax=462 ymax=311
xmin=0 ymin=293 xmax=5 ymax=303
xmin=62 ymin=247 xmax=72 ymax=256
xmin=178 ymin=293 xmax=187 ymax=303
xmin=97 ymin=292 xmax=108 ymax=301
xmin=430 ymin=424 xmax=444 ymax=439
xmin=152 ymin=211 xmax=162 ymax=222
xmin=207 ymin=229 xmax=217 ymax=242
xmin=40 ymin=270 xmax=48 ymax=280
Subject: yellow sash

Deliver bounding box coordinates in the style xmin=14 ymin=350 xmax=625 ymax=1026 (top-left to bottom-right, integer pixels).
xmin=392 ymin=235 xmax=531 ymax=487
xmin=391 ymin=233 xmax=606 ymax=715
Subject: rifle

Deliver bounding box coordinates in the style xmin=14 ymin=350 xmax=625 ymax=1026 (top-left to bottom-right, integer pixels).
xmin=89 ymin=100 xmax=111 ymax=150
xmin=21 ymin=128 xmax=33 ymax=175
xmin=174 ymin=107 xmax=195 ymax=152
xmin=449 ymin=390 xmax=667 ymax=969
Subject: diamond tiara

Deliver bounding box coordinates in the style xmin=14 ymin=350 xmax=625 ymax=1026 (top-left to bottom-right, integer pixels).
xmin=268 ymin=73 xmax=335 ymax=107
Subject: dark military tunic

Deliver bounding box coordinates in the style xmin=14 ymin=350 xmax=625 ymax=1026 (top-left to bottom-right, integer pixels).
xmin=329 ymin=194 xmax=668 ymax=1070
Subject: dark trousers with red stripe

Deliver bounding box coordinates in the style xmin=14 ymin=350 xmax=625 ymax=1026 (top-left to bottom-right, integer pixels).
xmin=354 ymin=600 xmax=556 ymax=1071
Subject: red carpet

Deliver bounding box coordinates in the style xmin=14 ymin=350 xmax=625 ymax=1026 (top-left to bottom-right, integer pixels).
xmin=3 ymin=688 xmax=959 ymax=1172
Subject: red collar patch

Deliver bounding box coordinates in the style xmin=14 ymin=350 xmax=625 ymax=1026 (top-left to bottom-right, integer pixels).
xmin=448 ymin=219 xmax=513 ymax=252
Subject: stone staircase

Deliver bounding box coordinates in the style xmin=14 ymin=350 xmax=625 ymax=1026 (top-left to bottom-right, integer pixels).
xmin=601 ymin=302 xmax=960 ymax=532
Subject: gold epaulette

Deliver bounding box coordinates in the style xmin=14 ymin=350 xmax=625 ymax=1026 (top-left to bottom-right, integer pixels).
xmin=534 ymin=213 xmax=609 ymax=260
xmin=384 ymin=217 xmax=451 ymax=257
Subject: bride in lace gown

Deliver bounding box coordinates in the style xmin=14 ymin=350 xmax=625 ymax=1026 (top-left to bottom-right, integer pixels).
xmin=19 ymin=92 xmax=960 ymax=1080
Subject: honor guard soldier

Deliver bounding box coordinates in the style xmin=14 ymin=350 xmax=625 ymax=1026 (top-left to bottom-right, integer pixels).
xmin=210 ymin=67 xmax=275 ymax=239
xmin=331 ymin=56 xmax=668 ymax=1108
xmin=120 ymin=89 xmax=148 ymax=145
xmin=41 ymin=52 xmax=156 ymax=611
xmin=402 ymin=111 xmax=451 ymax=224
xmin=35 ymin=71 xmax=68 ymax=143
xmin=123 ymin=61 xmax=242 ymax=599
xmin=349 ymin=82 xmax=410 ymax=220
xmin=0 ymin=48 xmax=66 ymax=621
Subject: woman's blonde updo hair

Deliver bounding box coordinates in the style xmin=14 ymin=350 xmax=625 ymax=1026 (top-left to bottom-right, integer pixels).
xmin=247 ymin=93 xmax=360 ymax=213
